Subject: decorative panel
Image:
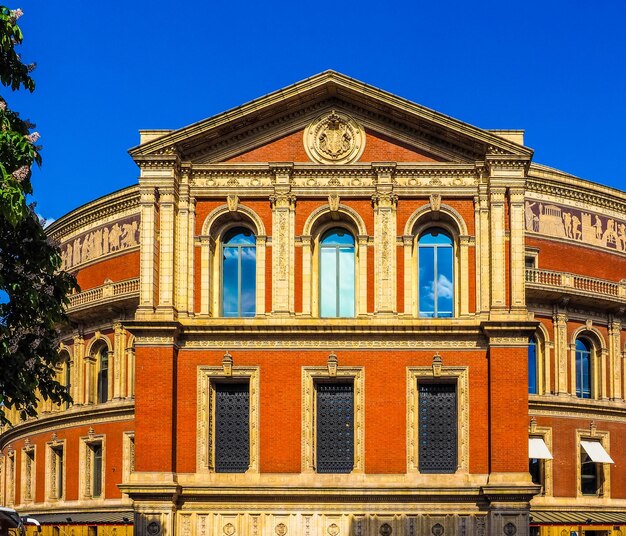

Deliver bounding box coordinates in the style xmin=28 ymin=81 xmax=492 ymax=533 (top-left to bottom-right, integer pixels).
xmin=215 ymin=382 xmax=250 ymax=473
xmin=418 ymin=382 xmax=457 ymax=473
xmin=316 ymin=382 xmax=354 ymax=473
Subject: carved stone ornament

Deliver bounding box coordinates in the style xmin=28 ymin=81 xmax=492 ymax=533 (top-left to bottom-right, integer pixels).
xmin=223 ymin=523 xmax=236 ymax=536
xmin=222 ymin=351 xmax=233 ymax=376
xmin=503 ymin=523 xmax=517 ymax=536
xmin=327 ymin=524 xmax=340 ymax=536
xmin=275 ymin=523 xmax=288 ymax=536
xmin=432 ymin=524 xmax=445 ymax=536
xmin=380 ymin=523 xmax=393 ymax=536
xmin=147 ymin=521 xmax=161 ymax=535
xmin=227 ymin=194 xmax=239 ymax=212
xmin=432 ymin=352 xmax=443 ymax=377
xmin=304 ymin=110 xmax=365 ymax=165
xmin=327 ymin=352 xmax=338 ymax=376
xmin=328 ymin=193 xmax=340 ymax=213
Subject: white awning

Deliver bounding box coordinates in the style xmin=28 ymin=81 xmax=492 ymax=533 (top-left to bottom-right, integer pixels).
xmin=529 ymin=437 xmax=553 ymax=459
xmin=581 ymin=440 xmax=614 ymax=464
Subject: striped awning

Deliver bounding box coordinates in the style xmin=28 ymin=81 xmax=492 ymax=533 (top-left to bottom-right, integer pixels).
xmin=531 ymin=511 xmax=626 ymax=525
xmin=28 ymin=511 xmax=133 ymax=525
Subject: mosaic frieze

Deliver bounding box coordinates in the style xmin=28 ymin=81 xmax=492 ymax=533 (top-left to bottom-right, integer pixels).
xmin=525 ymin=199 xmax=626 ymax=253
xmin=60 ymin=215 xmax=139 ymax=270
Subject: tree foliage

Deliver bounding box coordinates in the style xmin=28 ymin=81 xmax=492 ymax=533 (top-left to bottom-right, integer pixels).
xmin=0 ymin=6 xmax=77 ymax=426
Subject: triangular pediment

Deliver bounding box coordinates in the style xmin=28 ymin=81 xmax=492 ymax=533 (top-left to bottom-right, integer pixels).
xmin=129 ymin=71 xmax=533 ymax=165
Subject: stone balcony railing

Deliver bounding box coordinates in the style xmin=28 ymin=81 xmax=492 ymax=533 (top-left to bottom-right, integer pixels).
xmin=67 ymin=277 xmax=140 ymax=314
xmin=525 ymin=268 xmax=626 ymax=305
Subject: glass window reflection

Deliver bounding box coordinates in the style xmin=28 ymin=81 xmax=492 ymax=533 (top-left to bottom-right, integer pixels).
xmin=222 ymin=227 xmax=256 ymax=318
xmin=320 ymin=228 xmax=355 ymax=318
xmin=418 ymin=228 xmax=454 ymax=318
xmin=528 ymin=336 xmax=538 ymax=394
xmin=575 ymin=338 xmax=592 ymax=398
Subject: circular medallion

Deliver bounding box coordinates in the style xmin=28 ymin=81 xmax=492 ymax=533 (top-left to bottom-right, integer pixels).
xmin=431 ymin=523 xmax=444 ymax=536
xmin=327 ymin=523 xmax=340 ymax=536
xmin=503 ymin=523 xmax=517 ymax=536
xmin=147 ymin=521 xmax=161 ymax=535
xmin=380 ymin=523 xmax=393 ymax=536
xmin=304 ymin=110 xmax=365 ymax=165
xmin=223 ymin=523 xmax=236 ymax=536
xmin=275 ymin=523 xmax=288 ymax=536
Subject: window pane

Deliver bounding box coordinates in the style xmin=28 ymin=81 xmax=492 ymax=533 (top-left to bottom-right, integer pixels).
xmin=240 ymin=246 xmax=256 ymax=317
xmin=437 ymin=246 xmax=454 ymax=317
xmin=419 ymin=229 xmax=452 ymax=245
xmin=576 ymin=339 xmax=591 ymax=398
xmin=581 ymin=452 xmax=598 ymax=495
xmin=528 ymin=338 xmax=538 ymax=394
xmin=419 ymin=246 xmax=435 ymax=317
xmin=320 ymin=247 xmax=338 ymax=317
xmin=321 ymin=228 xmax=354 ymax=246
xmin=223 ymin=228 xmax=256 ymax=245
xmin=338 ymin=246 xmax=355 ymax=317
xmin=222 ymin=246 xmax=239 ymax=317
xmin=92 ymin=445 xmax=102 ymax=497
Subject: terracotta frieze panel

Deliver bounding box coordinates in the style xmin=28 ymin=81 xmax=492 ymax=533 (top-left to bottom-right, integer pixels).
xmin=60 ymin=215 xmax=140 ymax=270
xmin=525 ymin=198 xmax=626 ymax=254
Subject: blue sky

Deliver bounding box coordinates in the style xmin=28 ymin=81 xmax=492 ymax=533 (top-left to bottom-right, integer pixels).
xmin=7 ymin=1 xmax=626 ymax=221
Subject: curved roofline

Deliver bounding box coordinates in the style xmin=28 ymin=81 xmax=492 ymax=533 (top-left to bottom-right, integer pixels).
xmin=47 ymin=183 xmax=139 ymax=240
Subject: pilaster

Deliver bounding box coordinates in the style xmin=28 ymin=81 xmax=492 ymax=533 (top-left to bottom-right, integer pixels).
xmin=113 ymin=322 xmax=125 ymax=400
xmin=270 ymin=163 xmax=295 ymax=316
xmin=372 ymin=172 xmax=397 ymax=314
xmin=73 ymin=333 xmax=85 ymax=406
xmin=175 ymin=167 xmax=191 ymax=317
xmin=138 ymin=187 xmax=158 ymax=318
xmin=609 ymin=319 xmax=622 ymax=400
xmin=553 ymin=311 xmax=569 ymax=395
xmin=478 ymin=188 xmax=491 ymax=314
xmin=488 ymin=186 xmax=507 ymax=312
xmin=157 ymin=186 xmax=178 ymax=318
xmin=509 ymin=187 xmax=526 ymax=311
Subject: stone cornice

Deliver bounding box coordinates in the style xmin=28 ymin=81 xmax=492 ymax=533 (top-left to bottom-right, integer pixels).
xmin=0 ymin=400 xmax=135 ymax=449
xmin=528 ymin=163 xmax=626 ymax=215
xmin=529 ymin=394 xmax=626 ymax=422
xmin=47 ymin=185 xmax=140 ymax=242
xmin=128 ymin=71 xmax=532 ymax=163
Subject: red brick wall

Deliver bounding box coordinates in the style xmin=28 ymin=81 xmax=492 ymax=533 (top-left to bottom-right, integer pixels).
xmin=224 ymin=128 xmax=442 ymax=164
xmin=174 ymin=348 xmax=490 ymax=475
xmin=75 ymin=250 xmax=139 ymax=291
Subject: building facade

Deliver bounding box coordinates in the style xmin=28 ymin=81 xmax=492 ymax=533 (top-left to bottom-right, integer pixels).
xmin=1 ymin=71 xmax=626 ymax=536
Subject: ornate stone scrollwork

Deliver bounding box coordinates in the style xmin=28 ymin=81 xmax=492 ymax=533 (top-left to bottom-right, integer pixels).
xmin=432 ymin=524 xmax=445 ymax=536
xmin=503 ymin=523 xmax=517 ymax=536
xmin=304 ymin=110 xmax=365 ymax=165
xmin=380 ymin=523 xmax=393 ymax=536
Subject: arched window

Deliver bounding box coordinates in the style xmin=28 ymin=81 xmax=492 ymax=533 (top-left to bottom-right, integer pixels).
xmin=319 ymin=228 xmax=355 ymax=318
xmin=575 ymin=338 xmax=592 ymax=399
xmin=528 ymin=336 xmax=538 ymax=394
xmin=222 ymin=227 xmax=256 ymax=318
xmin=62 ymin=353 xmax=72 ymax=409
xmin=418 ymin=228 xmax=454 ymax=318
xmin=97 ymin=346 xmax=109 ymax=404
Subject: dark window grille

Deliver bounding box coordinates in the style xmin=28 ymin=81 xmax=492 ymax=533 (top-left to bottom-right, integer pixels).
xmin=316 ymin=382 xmax=354 ymax=473
xmin=418 ymin=383 xmax=457 ymax=473
xmin=215 ymin=382 xmax=250 ymax=473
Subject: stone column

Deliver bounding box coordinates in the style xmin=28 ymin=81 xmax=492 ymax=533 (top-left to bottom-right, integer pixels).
xmin=489 ymin=186 xmax=507 ymax=312
xmin=509 ymin=187 xmax=526 ymax=311
xmin=256 ymin=236 xmax=267 ymax=315
xmin=301 ymin=235 xmax=312 ymax=316
xmin=402 ymin=235 xmax=414 ymax=315
xmin=73 ymin=333 xmax=85 ymax=405
xmin=199 ymin=236 xmax=215 ymax=315
xmin=113 ymin=322 xmax=126 ymax=400
xmin=175 ymin=168 xmax=191 ymax=317
xmin=459 ymin=235 xmax=471 ymax=315
xmin=609 ymin=319 xmax=622 ymax=400
xmin=138 ymin=187 xmax=158 ymax=318
xmin=357 ymin=235 xmax=369 ymax=316
xmin=187 ymin=197 xmax=196 ymax=314
xmin=553 ymin=311 xmax=569 ymax=395
xmin=477 ymin=189 xmax=491 ymax=314
xmin=157 ymin=187 xmax=178 ymax=318
xmin=372 ymin=190 xmax=398 ymax=314
xmin=270 ymin=163 xmax=295 ymax=315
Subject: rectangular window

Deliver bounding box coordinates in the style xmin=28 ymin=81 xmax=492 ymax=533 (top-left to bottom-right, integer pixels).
xmin=49 ymin=445 xmax=64 ymax=500
xmin=418 ymin=383 xmax=457 ymax=473
xmin=22 ymin=448 xmax=35 ymax=503
xmin=316 ymin=382 xmax=354 ymax=473
xmin=92 ymin=443 xmax=103 ymax=497
xmin=581 ymin=449 xmax=601 ymax=495
xmin=214 ymin=382 xmax=250 ymax=473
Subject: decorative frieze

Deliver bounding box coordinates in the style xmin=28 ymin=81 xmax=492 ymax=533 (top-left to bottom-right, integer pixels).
xmin=60 ymin=215 xmax=139 ymax=270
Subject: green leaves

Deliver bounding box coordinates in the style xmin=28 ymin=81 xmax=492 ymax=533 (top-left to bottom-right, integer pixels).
xmin=0 ymin=6 xmax=78 ymax=426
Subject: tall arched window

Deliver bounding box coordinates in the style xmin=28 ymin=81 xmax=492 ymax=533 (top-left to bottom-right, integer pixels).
xmin=63 ymin=354 xmax=72 ymax=409
xmin=528 ymin=336 xmax=538 ymax=394
xmin=320 ymin=228 xmax=355 ymax=318
xmin=575 ymin=338 xmax=592 ymax=399
xmin=418 ymin=228 xmax=454 ymax=318
xmin=97 ymin=346 xmax=109 ymax=404
xmin=222 ymin=227 xmax=256 ymax=318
